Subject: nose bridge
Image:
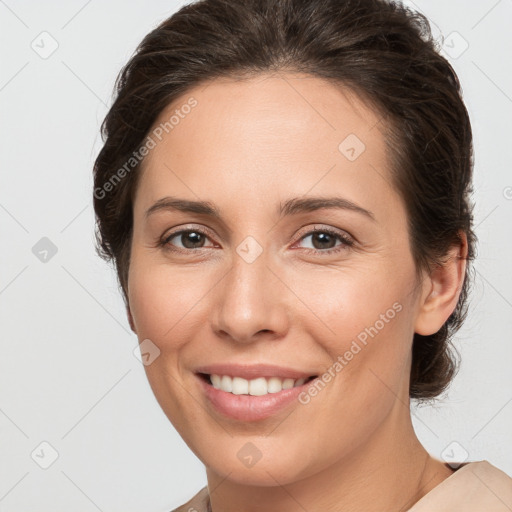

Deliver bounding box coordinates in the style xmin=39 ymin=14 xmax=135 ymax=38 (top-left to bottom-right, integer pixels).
xmin=212 ymin=238 xmax=288 ymax=343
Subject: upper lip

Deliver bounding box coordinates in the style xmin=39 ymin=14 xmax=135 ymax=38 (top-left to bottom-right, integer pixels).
xmin=194 ymin=363 xmax=318 ymax=380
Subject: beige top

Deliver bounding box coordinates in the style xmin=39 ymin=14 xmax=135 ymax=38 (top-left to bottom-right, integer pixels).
xmin=171 ymin=460 xmax=512 ymax=512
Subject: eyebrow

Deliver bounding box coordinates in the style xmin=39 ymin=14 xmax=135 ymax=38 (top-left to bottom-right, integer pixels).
xmin=145 ymin=195 xmax=376 ymax=222
xmin=279 ymin=196 xmax=376 ymax=222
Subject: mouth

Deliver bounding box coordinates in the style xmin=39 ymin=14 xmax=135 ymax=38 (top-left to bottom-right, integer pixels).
xmin=197 ymin=372 xmax=318 ymax=396
xmin=195 ymin=371 xmax=319 ymax=421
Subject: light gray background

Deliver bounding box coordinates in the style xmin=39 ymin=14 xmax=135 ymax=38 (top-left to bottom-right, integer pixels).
xmin=1 ymin=1 xmax=511 ymax=511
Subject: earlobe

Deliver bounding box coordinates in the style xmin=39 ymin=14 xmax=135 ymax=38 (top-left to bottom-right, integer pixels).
xmin=414 ymin=231 xmax=468 ymax=336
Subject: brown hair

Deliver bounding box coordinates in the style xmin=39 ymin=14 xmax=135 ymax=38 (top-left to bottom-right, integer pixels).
xmin=93 ymin=0 xmax=476 ymax=401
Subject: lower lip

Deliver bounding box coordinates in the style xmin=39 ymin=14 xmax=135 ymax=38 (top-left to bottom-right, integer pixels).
xmin=196 ymin=375 xmax=313 ymax=422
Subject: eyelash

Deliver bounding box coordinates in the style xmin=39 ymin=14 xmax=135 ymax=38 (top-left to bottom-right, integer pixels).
xmin=158 ymin=225 xmax=354 ymax=255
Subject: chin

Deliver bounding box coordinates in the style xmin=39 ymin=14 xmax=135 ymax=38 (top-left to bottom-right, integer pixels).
xmin=195 ymin=434 xmax=323 ymax=487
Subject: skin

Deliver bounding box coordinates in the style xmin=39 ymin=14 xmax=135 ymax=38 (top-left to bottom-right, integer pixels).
xmin=126 ymin=72 xmax=468 ymax=512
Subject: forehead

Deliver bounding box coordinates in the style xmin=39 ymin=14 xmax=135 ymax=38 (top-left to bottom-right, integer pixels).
xmin=143 ymin=71 xmax=385 ymax=165
xmin=135 ymin=72 xmax=400 ymax=225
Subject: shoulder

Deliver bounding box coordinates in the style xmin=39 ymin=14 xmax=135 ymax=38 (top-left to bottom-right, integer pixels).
xmin=409 ymin=460 xmax=512 ymax=511
xmin=170 ymin=486 xmax=209 ymax=512
xmin=460 ymin=460 xmax=512 ymax=506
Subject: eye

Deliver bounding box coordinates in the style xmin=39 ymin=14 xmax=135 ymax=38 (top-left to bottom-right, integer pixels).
xmin=160 ymin=227 xmax=216 ymax=251
xmin=158 ymin=225 xmax=354 ymax=255
xmin=294 ymin=226 xmax=354 ymax=254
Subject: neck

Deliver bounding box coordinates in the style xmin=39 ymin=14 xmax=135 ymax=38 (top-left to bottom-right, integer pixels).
xmin=205 ymin=397 xmax=454 ymax=512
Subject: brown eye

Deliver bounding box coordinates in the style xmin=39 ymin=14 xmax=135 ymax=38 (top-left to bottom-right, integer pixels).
xmin=308 ymin=232 xmax=338 ymax=250
xmin=162 ymin=229 xmax=215 ymax=251
xmin=295 ymin=227 xmax=354 ymax=255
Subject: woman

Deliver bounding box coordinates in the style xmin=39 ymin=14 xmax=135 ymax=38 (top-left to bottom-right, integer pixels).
xmin=92 ymin=0 xmax=512 ymax=510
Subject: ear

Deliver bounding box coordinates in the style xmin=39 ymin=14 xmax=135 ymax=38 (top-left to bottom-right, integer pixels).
xmin=126 ymin=304 xmax=137 ymax=334
xmin=414 ymin=231 xmax=468 ymax=336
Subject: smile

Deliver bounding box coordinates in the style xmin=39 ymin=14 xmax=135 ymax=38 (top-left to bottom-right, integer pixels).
xmin=200 ymin=373 xmax=317 ymax=396
xmin=194 ymin=365 xmax=320 ymax=421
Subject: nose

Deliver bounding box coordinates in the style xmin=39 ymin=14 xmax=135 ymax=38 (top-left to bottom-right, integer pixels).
xmin=211 ymin=244 xmax=290 ymax=344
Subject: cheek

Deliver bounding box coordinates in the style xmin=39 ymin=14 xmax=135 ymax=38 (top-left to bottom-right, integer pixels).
xmin=289 ymin=262 xmax=411 ymax=342
xmin=127 ymin=257 xmax=211 ymax=346
xmin=287 ymin=263 xmax=415 ymax=395
xmin=283 ymin=272 xmax=415 ymax=469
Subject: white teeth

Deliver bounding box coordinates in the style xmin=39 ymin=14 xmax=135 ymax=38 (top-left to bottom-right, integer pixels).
xmin=248 ymin=377 xmax=267 ymax=396
xmin=232 ymin=377 xmax=249 ymax=395
xmin=282 ymin=378 xmax=295 ymax=390
xmin=220 ymin=375 xmax=232 ymax=392
xmin=267 ymin=377 xmax=283 ymax=393
xmin=209 ymin=374 xmax=311 ymax=395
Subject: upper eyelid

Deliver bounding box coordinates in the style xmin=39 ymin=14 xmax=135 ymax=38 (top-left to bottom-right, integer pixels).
xmin=163 ymin=225 xmax=216 ymax=243
xmin=296 ymin=224 xmax=351 ymax=238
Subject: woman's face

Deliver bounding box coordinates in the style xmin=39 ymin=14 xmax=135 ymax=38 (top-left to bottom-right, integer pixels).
xmin=128 ymin=73 xmax=429 ymax=484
